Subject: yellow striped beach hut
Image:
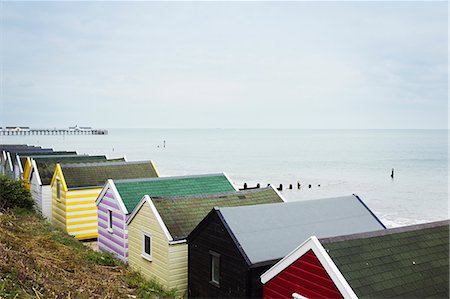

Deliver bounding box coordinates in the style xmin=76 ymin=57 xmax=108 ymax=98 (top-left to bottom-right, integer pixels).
xmin=51 ymin=160 xmax=159 ymax=240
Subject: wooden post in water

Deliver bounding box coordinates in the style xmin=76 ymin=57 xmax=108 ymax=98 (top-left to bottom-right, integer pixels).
xmin=391 ymin=168 xmax=394 ymax=179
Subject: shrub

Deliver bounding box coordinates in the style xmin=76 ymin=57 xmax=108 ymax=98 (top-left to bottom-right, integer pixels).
xmin=84 ymin=250 xmax=117 ymax=266
xmin=123 ymin=272 xmax=178 ymax=298
xmin=0 ymin=175 xmax=34 ymax=211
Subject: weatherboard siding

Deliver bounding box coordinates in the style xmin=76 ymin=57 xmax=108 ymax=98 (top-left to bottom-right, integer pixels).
xmin=167 ymin=243 xmax=188 ymax=295
xmin=13 ymin=161 xmax=21 ymax=180
xmin=23 ymin=159 xmax=32 ymax=190
xmin=51 ymin=170 xmax=100 ymax=240
xmin=52 ymin=171 xmax=66 ymax=229
xmin=263 ymin=250 xmax=343 ymax=299
xmin=42 ymin=185 xmax=52 ymax=219
xmin=30 ymin=171 xmax=43 ymax=213
xmin=65 ymin=188 xmax=101 ymax=240
xmin=4 ymin=156 xmax=14 ymax=179
xmin=128 ymin=203 xmax=171 ymax=290
xmin=97 ymin=188 xmax=129 ymax=262
xmin=188 ymin=212 xmax=250 ymax=298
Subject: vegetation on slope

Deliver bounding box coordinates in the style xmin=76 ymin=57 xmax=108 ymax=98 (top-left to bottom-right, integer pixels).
xmin=0 ymin=176 xmax=177 ymax=298
xmin=0 ymin=176 xmax=34 ymax=211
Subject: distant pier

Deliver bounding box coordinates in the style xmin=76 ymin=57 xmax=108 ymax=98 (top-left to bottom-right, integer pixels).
xmin=0 ymin=126 xmax=108 ymax=136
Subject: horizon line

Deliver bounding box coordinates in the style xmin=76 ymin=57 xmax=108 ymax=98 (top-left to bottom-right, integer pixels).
xmin=0 ymin=126 xmax=448 ymax=131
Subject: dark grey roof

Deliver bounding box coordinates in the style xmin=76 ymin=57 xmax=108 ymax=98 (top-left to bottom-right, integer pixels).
xmin=217 ymin=194 xmax=386 ymax=265
xmin=321 ymin=220 xmax=449 ymax=298
xmin=8 ymin=149 xmax=54 ymax=154
xmin=0 ymin=144 xmax=39 ymax=150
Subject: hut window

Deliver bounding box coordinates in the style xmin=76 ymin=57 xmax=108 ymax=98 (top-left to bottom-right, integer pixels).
xmin=56 ymin=180 xmax=61 ymax=199
xmin=107 ymin=210 xmax=113 ymax=232
xmin=142 ymin=232 xmax=152 ymax=261
xmin=28 ymin=168 xmax=34 ymax=182
xmin=209 ymin=251 xmax=220 ymax=286
xmin=292 ymin=293 xmax=308 ymax=299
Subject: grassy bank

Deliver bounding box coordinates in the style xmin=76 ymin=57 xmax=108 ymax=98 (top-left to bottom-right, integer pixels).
xmin=0 ymin=209 xmax=176 ymax=299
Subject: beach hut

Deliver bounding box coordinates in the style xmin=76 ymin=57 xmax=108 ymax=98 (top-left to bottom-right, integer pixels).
xmin=95 ymin=173 xmax=238 ymax=264
xmin=125 ymin=187 xmax=283 ymax=296
xmin=2 ymin=146 xmax=54 ymax=179
xmin=0 ymin=150 xmax=11 ymax=176
xmin=51 ymin=160 xmax=159 ymax=240
xmin=0 ymin=145 xmax=41 ymax=176
xmin=187 ymin=195 xmax=386 ymax=298
xmin=21 ymin=152 xmax=79 ymax=189
xmin=26 ymin=155 xmax=124 ymax=219
xmin=261 ymin=220 xmax=449 ymax=299
xmin=10 ymin=149 xmax=55 ymax=179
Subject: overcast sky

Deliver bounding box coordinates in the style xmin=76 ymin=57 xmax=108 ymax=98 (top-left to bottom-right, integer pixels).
xmin=1 ymin=1 xmax=447 ymax=129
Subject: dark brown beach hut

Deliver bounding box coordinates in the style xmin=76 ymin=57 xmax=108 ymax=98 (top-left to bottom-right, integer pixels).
xmin=187 ymin=194 xmax=386 ymax=298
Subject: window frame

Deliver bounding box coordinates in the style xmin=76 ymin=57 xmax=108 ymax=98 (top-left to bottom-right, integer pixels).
xmin=292 ymin=293 xmax=308 ymax=299
xmin=56 ymin=179 xmax=61 ymax=200
xmin=28 ymin=167 xmax=34 ymax=183
xmin=209 ymin=250 xmax=221 ymax=287
xmin=141 ymin=232 xmax=152 ymax=261
xmin=107 ymin=210 xmax=113 ymax=233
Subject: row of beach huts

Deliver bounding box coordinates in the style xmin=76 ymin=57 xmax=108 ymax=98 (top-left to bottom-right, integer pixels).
xmin=1 ymin=144 xmax=448 ymax=298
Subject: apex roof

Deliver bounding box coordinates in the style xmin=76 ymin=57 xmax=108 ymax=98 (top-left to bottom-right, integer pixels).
xmin=152 ymin=187 xmax=284 ymax=241
xmin=19 ymin=153 xmax=81 ymax=168
xmin=214 ymin=194 xmax=386 ymax=265
xmin=8 ymin=149 xmax=54 ymax=155
xmin=60 ymin=160 xmax=159 ymax=189
xmin=32 ymin=156 xmax=124 ymax=185
xmin=0 ymin=144 xmax=41 ymax=151
xmin=115 ymin=173 xmax=237 ymax=213
xmin=321 ymin=220 xmax=449 ymax=298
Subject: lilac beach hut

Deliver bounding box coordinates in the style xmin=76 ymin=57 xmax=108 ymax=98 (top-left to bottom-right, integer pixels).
xmin=95 ymin=173 xmax=238 ymax=263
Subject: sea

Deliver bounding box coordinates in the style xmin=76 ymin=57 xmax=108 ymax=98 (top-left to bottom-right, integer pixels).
xmin=1 ymin=129 xmax=448 ymax=228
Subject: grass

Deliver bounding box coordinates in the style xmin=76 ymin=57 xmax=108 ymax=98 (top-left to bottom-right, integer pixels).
xmin=0 ymin=209 xmax=178 ymax=298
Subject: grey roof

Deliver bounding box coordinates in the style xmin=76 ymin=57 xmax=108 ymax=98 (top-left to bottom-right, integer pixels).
xmin=0 ymin=144 xmax=40 ymax=150
xmin=217 ymin=194 xmax=385 ymax=265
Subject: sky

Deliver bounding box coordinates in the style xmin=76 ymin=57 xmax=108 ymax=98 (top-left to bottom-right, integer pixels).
xmin=0 ymin=1 xmax=448 ymax=129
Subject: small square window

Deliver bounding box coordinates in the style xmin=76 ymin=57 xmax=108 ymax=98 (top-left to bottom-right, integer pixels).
xmin=142 ymin=233 xmax=152 ymax=260
xmin=56 ymin=179 xmax=61 ymax=199
xmin=210 ymin=251 xmax=220 ymax=286
xmin=107 ymin=210 xmax=113 ymax=232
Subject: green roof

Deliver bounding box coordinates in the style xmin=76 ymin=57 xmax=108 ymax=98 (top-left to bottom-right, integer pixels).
xmin=20 ymin=154 xmax=87 ymax=170
xmin=61 ymin=161 xmax=158 ymax=189
xmin=33 ymin=155 xmax=123 ymax=185
xmin=20 ymin=151 xmax=77 ymax=157
xmin=322 ymin=220 xmax=449 ymax=298
xmin=115 ymin=174 xmax=237 ymax=213
xmin=153 ymin=187 xmax=284 ymax=241
xmin=17 ymin=151 xmax=77 ymax=164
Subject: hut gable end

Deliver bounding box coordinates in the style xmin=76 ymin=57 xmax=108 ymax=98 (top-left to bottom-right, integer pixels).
xmin=264 ymin=249 xmax=343 ymax=299
xmin=127 ymin=200 xmax=171 ymax=288
xmin=188 ymin=210 xmax=250 ymax=298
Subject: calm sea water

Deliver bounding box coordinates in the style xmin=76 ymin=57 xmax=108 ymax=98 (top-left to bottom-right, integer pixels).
xmin=1 ymin=129 xmax=448 ymax=227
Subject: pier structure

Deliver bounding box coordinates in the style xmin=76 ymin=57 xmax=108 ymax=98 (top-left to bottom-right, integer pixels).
xmin=0 ymin=126 xmax=108 ymax=136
